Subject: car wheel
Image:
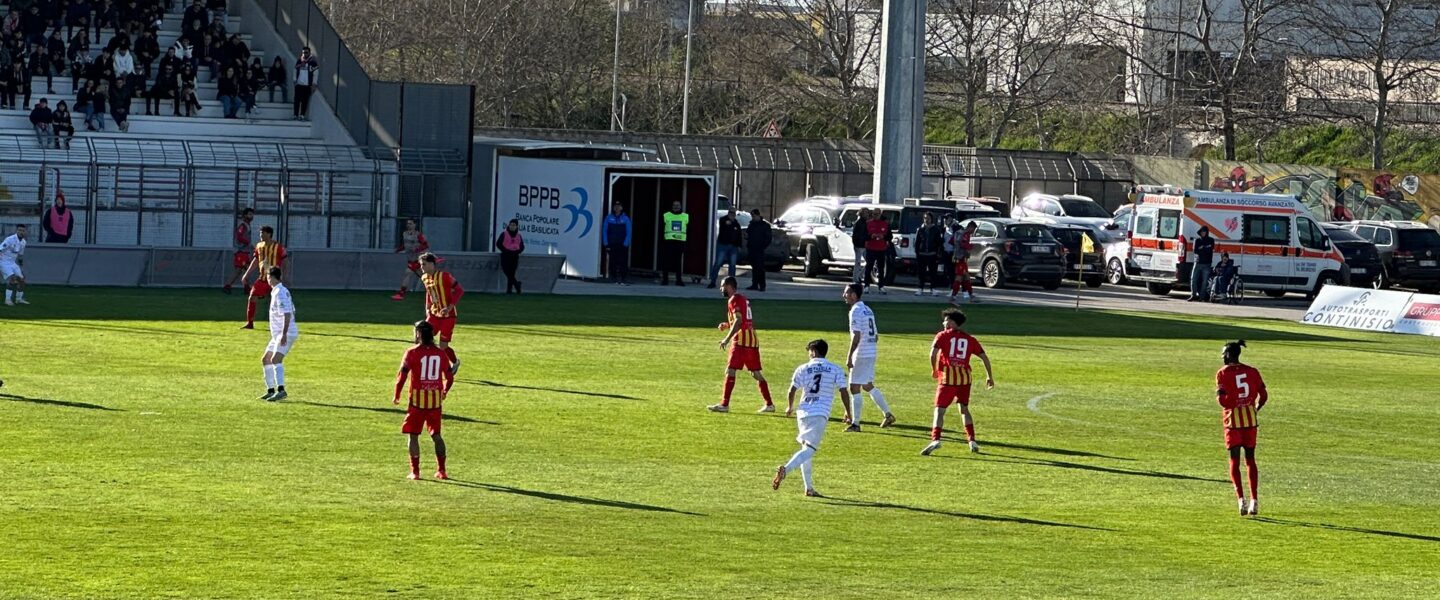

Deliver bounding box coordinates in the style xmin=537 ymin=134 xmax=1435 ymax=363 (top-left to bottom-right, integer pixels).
xmin=981 ymin=259 xmax=1005 ymax=289
xmin=1372 ymin=269 xmax=1389 ymax=290
xmin=1041 ymin=279 xmax=1063 ymax=291
xmin=802 ymin=244 xmax=827 ymax=278
xmin=1145 ymin=282 xmax=1172 ymax=296
xmin=1309 ymin=271 xmax=1340 ymax=300
xmin=1106 ymin=258 xmax=1126 ymax=285
xmin=1085 ymin=275 xmax=1103 ymax=288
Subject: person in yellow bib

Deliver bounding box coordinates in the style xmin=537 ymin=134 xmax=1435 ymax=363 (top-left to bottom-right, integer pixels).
xmin=661 ymin=200 xmax=689 ymax=286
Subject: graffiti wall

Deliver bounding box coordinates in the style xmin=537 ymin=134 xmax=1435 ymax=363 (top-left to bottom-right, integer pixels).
xmin=1201 ymin=161 xmax=1338 ymax=219
xmin=1335 ymin=168 xmax=1440 ymax=228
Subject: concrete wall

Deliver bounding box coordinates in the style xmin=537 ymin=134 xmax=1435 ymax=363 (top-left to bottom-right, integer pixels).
xmin=21 ymin=245 xmax=564 ymax=293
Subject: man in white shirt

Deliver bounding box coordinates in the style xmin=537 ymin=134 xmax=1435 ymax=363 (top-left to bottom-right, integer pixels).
xmin=259 ymin=267 xmax=298 ymax=401
xmin=842 ymin=283 xmax=892 ymax=431
xmin=772 ymin=339 xmax=851 ymax=498
xmin=1 ymin=225 xmax=29 ymax=306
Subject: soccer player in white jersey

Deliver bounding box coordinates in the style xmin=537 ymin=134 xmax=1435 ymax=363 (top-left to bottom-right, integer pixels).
xmin=842 ymin=283 xmax=893 ymax=432
xmin=1 ymin=225 xmax=29 ymax=306
xmin=259 ymin=267 xmax=299 ymax=401
xmin=772 ymin=339 xmax=851 ymax=498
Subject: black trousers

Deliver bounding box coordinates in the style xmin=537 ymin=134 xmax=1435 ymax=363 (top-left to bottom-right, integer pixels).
xmin=607 ymin=244 xmax=629 ymax=283
xmin=864 ymin=248 xmax=888 ymax=287
xmin=294 ymin=84 xmax=312 ymax=117
xmin=661 ymin=238 xmax=685 ymax=284
xmin=500 ymin=251 xmax=521 ymax=293
xmin=917 ymin=253 xmax=937 ymax=290
xmin=748 ymin=249 xmax=766 ymax=290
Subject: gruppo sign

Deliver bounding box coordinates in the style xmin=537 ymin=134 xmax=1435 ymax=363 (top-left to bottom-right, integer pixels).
xmin=493 ymin=156 xmax=605 ymax=278
xmin=1301 ymin=285 xmax=1440 ymax=337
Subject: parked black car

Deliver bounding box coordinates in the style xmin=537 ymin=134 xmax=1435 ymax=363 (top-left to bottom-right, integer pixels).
xmin=717 ymin=210 xmax=788 ymax=272
xmin=1321 ymin=222 xmax=1384 ymax=289
xmin=1046 ymin=224 xmax=1105 ymax=287
xmin=1344 ymin=220 xmax=1440 ymax=292
xmin=959 ymin=218 xmax=1067 ymax=290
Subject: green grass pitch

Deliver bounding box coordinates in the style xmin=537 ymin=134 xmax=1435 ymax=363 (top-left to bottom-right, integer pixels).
xmin=1 ymin=288 xmax=1438 ymax=599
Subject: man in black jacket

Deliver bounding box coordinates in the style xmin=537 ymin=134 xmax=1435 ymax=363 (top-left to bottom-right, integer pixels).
xmin=851 ymin=208 xmax=870 ymax=284
xmin=1189 ymin=226 xmax=1216 ymax=302
xmin=745 ymin=209 xmax=772 ymax=292
xmin=707 ymin=206 xmax=743 ymax=289
xmin=29 ymin=97 xmax=55 ymax=148
xmin=913 ymin=211 xmax=944 ymax=296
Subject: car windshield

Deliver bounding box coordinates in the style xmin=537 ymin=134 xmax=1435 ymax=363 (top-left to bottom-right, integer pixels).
xmin=1050 ymin=229 xmax=1085 ymax=246
xmin=1060 ymin=199 xmax=1112 ymax=218
xmin=900 ymin=209 xmax=951 ymax=234
xmin=1398 ymin=229 xmax=1440 ymax=249
xmin=1006 ymin=224 xmax=1057 ymax=242
xmin=1325 ymin=227 xmax=1365 ymax=243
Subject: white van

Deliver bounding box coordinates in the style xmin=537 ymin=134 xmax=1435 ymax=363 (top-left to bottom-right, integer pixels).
xmin=1127 ymin=189 xmax=1347 ymax=298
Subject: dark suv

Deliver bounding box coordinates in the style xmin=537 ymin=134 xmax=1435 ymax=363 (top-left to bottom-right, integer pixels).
xmin=959 ymin=218 xmax=1066 ymax=290
xmin=1344 ymin=220 xmax=1440 ymax=292
xmin=1321 ymin=222 xmax=1384 ymax=289
xmin=1045 ymin=224 xmax=1105 ymax=288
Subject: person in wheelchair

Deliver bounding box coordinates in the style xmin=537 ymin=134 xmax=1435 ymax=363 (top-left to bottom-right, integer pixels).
xmin=1211 ymin=252 xmax=1238 ymax=301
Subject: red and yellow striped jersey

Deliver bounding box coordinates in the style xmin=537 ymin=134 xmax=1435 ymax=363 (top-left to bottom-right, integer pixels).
xmin=400 ymin=345 xmax=453 ymax=409
xmin=1216 ymin=363 xmax=1266 ymax=429
xmin=253 ymin=240 xmax=286 ymax=270
xmin=728 ymin=294 xmax=758 ymax=348
xmin=423 ymin=271 xmax=464 ymax=317
xmin=932 ymin=329 xmax=983 ymax=387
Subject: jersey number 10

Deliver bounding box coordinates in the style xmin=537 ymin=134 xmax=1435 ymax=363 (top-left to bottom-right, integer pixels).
xmin=420 ymin=355 xmax=443 ymax=381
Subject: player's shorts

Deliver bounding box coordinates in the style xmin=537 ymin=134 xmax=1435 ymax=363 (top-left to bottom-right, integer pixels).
xmin=795 ymin=415 xmax=828 ymax=449
xmin=265 ymin=331 xmax=298 ymax=355
xmin=954 ymin=260 xmax=970 ymax=277
xmin=727 ymin=345 xmax=763 ymax=371
xmin=0 ymin=261 xmax=22 ymax=280
xmin=848 ymin=355 xmax=876 ymax=385
xmin=407 ymin=260 xmax=422 ymax=273
xmin=935 ymin=384 xmax=972 ymax=408
xmin=1224 ymin=426 xmax=1258 ymax=449
xmin=426 ymin=314 xmax=457 ymax=342
xmin=250 ymin=278 xmax=272 ymax=298
xmin=402 ymin=405 xmax=443 ymax=435
xmin=233 ymin=251 xmax=251 ymax=269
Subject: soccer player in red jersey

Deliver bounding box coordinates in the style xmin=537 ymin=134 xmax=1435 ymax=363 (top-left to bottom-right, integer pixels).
xmin=708 ymin=276 xmax=776 ymax=413
xmin=949 ymin=222 xmax=979 ymax=304
xmin=391 ymin=219 xmax=430 ymax=301
xmin=922 ymin=310 xmax=995 ymax=456
xmin=239 ymin=226 xmax=287 ymax=329
xmin=222 ymin=208 xmax=255 ymax=294
xmin=394 ymin=320 xmax=456 ymax=480
xmin=1216 ymin=339 xmax=1268 ymax=516
xmin=419 ymin=253 xmax=464 ymax=375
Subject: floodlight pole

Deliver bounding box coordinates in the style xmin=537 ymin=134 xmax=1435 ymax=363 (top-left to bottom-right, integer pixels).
xmin=872 ymin=0 xmax=926 ymax=202
xmin=681 ymin=0 xmax=696 ymax=135
xmin=611 ymin=0 xmax=622 ymax=131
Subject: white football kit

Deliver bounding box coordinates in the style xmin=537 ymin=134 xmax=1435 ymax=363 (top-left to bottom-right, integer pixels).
xmin=790 ymin=358 xmax=846 ymax=447
xmin=847 ymin=301 xmax=878 ymax=384
xmin=0 ymin=234 xmax=25 ymax=280
xmin=265 ymin=283 xmax=300 ymax=354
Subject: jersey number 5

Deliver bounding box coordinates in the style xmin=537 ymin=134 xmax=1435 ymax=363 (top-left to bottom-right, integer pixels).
xmin=1234 ymin=373 xmax=1249 ymax=399
xmin=420 ymin=355 xmax=443 ymax=381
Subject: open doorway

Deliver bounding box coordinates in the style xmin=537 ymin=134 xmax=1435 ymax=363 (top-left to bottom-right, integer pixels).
xmin=609 ymin=172 xmax=714 ymax=279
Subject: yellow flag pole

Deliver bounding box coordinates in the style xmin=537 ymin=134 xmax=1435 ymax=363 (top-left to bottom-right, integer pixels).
xmin=1075 ymin=246 xmax=1083 ymax=311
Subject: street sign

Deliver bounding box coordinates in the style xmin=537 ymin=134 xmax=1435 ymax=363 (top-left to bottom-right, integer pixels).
xmin=762 ymin=120 xmax=782 ymax=138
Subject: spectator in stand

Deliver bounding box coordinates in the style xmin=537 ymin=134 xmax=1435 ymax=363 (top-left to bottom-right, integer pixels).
xmin=44 ymin=29 xmax=63 ymax=94
xmin=67 ymin=29 xmax=90 ymax=87
xmin=745 ymin=208 xmax=771 ymax=292
xmin=496 ymin=219 xmax=525 ymax=294
xmin=88 ymin=46 xmax=111 ymax=83
xmin=135 ymin=28 xmax=159 ymax=79
xmin=178 ymin=66 xmax=200 ymax=116
xmin=87 ymin=78 xmax=107 ymax=129
xmin=67 ymin=0 xmax=93 ymax=42
xmin=145 ymin=62 xmax=176 ymax=114
xmin=241 ymin=57 xmax=261 ymax=115
xmin=604 ymin=201 xmax=632 ymax=285
xmin=13 ymin=55 xmax=33 ymax=108
xmin=94 ymin=0 xmax=115 ymax=43
xmin=864 ymin=210 xmax=891 ymax=294
xmin=182 ymin=0 xmax=206 ymax=35
xmin=2 ymin=9 xmax=20 ymax=38
xmin=264 ymin=54 xmax=285 ymax=102
xmin=292 ymin=45 xmax=316 ymax=120
xmin=43 ymin=193 xmax=75 ymax=243
xmin=206 ymin=0 xmax=226 ymax=33
xmin=113 ymin=43 xmax=135 ymax=91
xmin=157 ymin=45 xmax=179 ymax=78
xmin=224 ymin=33 xmax=246 ymax=66
xmin=708 ymin=206 xmax=742 ymax=288
xmin=52 ymin=99 xmax=74 ymax=148
xmin=171 ymin=34 xmax=192 ymax=71
xmin=0 ymin=55 xmax=14 ymax=109
xmin=21 ymin=6 xmax=46 ymax=46
xmin=217 ymin=64 xmax=239 ymax=117
xmin=204 ymin=31 xmax=223 ymax=81
xmin=109 ymin=76 xmax=130 ymax=131
xmin=30 ymin=97 xmax=56 ymax=148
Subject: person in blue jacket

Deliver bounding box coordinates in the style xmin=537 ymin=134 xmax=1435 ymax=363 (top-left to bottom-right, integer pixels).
xmin=604 ymin=201 xmax=632 ymax=285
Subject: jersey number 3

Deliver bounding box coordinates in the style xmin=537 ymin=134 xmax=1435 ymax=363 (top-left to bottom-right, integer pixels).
xmin=420 ymin=355 xmax=443 ymax=381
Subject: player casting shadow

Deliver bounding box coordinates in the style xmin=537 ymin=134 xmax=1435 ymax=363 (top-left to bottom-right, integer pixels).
xmin=292 ymin=401 xmax=498 ymax=425
xmin=33 ymin=321 xmax=204 ymax=337
xmin=945 ymin=453 xmax=1225 ymax=483
xmin=819 ymin=496 xmax=1111 ymax=531
xmin=456 ymin=379 xmax=641 ymax=401
xmin=480 ymin=326 xmax=675 ymax=345
xmin=440 ymin=479 xmax=702 ymax=516
xmin=1253 ymin=517 xmax=1440 ymax=543
xmin=877 ymin=425 xmax=1133 ymax=461
xmin=0 ymin=393 xmax=121 ymax=411
xmin=305 ymin=332 xmax=413 ymax=344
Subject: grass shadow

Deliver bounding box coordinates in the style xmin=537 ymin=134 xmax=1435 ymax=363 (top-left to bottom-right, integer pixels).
xmin=456 ymin=379 xmax=642 ymax=401
xmin=1254 ymin=517 xmax=1440 ymax=543
xmin=939 ymin=453 xmax=1225 ymax=483
xmin=293 ymin=401 xmax=498 ymax=425
xmin=875 ymin=425 xmax=1133 ymax=461
xmin=480 ymin=326 xmax=679 ymax=345
xmin=440 ymin=479 xmax=702 ymax=516
xmin=25 ymin=321 xmax=204 ymax=337
xmin=818 ymin=496 xmax=1112 ymax=531
xmin=306 ymin=332 xmax=413 ymax=344
xmin=0 ymin=392 xmax=121 ymax=411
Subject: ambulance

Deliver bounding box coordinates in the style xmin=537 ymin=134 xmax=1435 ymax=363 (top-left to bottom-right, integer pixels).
xmin=1127 ymin=189 xmax=1347 ymax=298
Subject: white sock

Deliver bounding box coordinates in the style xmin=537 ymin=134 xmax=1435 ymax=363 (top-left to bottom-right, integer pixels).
xmin=274 ymin=364 xmax=285 ymax=387
xmin=263 ymin=364 xmax=276 ymax=388
xmin=850 ymin=396 xmax=863 ymax=424
xmin=4 ymin=289 xmax=11 ymax=301
xmin=800 ymin=459 xmax=815 ymax=491
xmin=14 ymin=291 xmax=22 ymax=301
xmin=784 ymin=446 xmax=816 ymax=472
xmin=869 ymin=388 xmax=890 ymax=414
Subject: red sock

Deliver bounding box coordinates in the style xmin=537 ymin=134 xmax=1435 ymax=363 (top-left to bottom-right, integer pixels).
xmin=445 ymin=347 xmax=458 ymax=363
xmin=930 ymin=427 xmax=942 ymax=441
xmin=1245 ymin=456 xmax=1258 ymax=500
xmin=758 ymin=380 xmax=773 ymax=406
xmin=964 ymin=423 xmax=975 ymax=442
xmin=722 ymin=376 xmax=736 ymax=407
xmin=409 ymin=453 xmax=420 ymax=475
xmin=962 ymin=278 xmax=974 ymax=294
xmin=245 ymin=300 xmax=256 ymax=325
xmin=1228 ymin=457 xmax=1244 ymax=498
xmin=951 ymin=279 xmax=961 ymax=295
xmin=437 ymin=453 xmax=447 ymax=473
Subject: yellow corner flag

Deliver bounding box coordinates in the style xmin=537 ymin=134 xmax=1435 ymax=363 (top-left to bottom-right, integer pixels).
xmin=1081 ymin=232 xmax=1096 ymax=255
